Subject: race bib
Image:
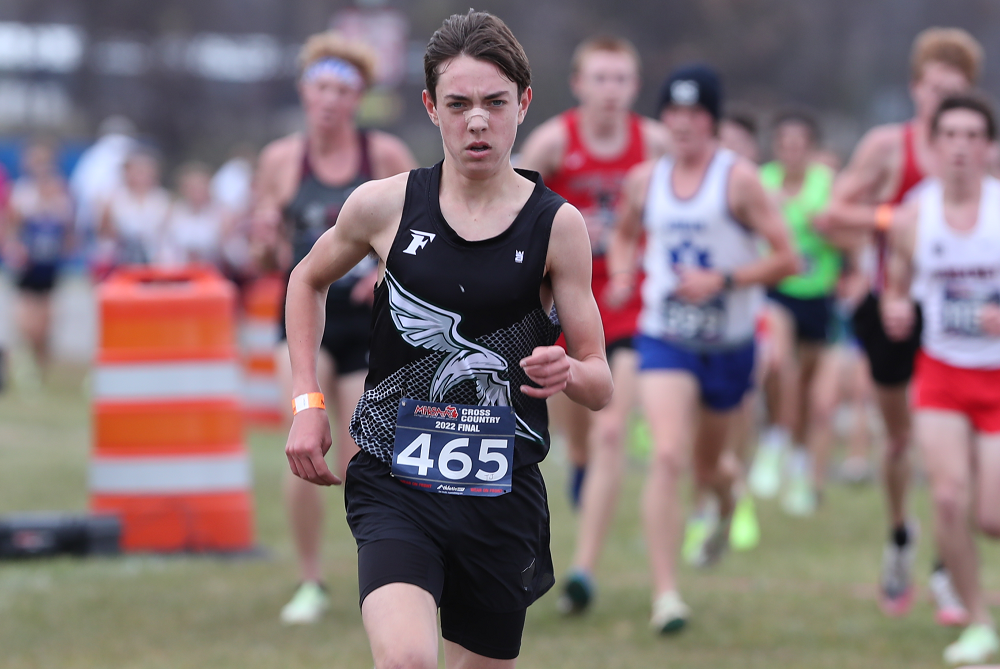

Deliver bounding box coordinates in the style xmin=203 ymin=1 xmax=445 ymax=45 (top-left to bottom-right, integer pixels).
xmin=391 ymin=399 xmax=514 ymax=497
xmin=663 ymin=296 xmax=726 ymax=343
xmin=942 ymin=285 xmax=996 ymax=337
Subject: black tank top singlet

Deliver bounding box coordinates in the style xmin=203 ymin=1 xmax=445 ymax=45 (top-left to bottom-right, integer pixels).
xmin=350 ymin=162 xmax=566 ymax=470
xmin=283 ymin=132 xmax=374 ymax=301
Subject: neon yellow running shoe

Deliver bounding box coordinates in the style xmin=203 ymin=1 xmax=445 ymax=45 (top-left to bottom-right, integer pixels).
xmin=943 ymin=623 xmax=999 ymax=665
xmin=628 ymin=415 xmax=652 ymax=461
xmin=683 ymin=515 xmax=712 ymax=566
xmin=730 ymin=495 xmax=760 ymax=552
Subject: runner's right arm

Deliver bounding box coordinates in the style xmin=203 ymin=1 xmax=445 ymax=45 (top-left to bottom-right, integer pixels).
xmin=880 ymin=202 xmax=919 ymax=342
xmin=821 ymin=126 xmax=901 ymax=241
xmin=250 ymin=137 xmax=296 ymax=272
xmin=604 ymin=159 xmax=653 ymax=307
xmin=517 ymin=117 xmax=566 ymax=177
xmin=283 ymin=175 xmax=408 ymax=485
xmin=522 ymin=202 xmax=612 ymax=411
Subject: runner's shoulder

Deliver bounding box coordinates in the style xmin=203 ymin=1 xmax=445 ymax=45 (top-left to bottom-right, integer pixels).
xmin=366 ymin=130 xmax=418 ymax=178
xmin=548 ymin=201 xmax=590 ymax=268
xmin=518 ymin=115 xmax=568 ymax=172
xmin=344 ymin=172 xmax=410 ymax=218
xmin=258 ymin=132 xmax=304 ymax=170
xmin=853 ymin=123 xmax=905 ymax=164
xmin=623 ymin=158 xmax=660 ymax=202
xmin=639 ymin=116 xmax=672 ymax=158
xmin=729 ymin=153 xmax=768 ymax=187
xmin=526 ymin=114 xmax=569 ymax=148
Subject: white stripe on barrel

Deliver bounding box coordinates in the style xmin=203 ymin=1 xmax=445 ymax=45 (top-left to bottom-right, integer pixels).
xmin=241 ymin=375 xmax=280 ymax=407
xmin=89 ymin=454 xmax=252 ymax=494
xmin=240 ymin=319 xmax=279 ymax=354
xmin=93 ymin=361 xmax=241 ymax=401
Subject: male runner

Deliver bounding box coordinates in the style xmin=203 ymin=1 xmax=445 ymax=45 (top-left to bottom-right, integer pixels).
xmin=284 ymin=11 xmax=612 ymax=667
xmin=749 ymin=110 xmax=841 ymax=516
xmin=821 ymin=27 xmax=982 ymax=621
xmin=518 ymin=35 xmax=669 ymax=613
xmin=882 ymin=93 xmax=1000 ymax=665
xmin=254 ymin=31 xmax=416 ymax=624
xmin=607 ymin=64 xmax=797 ymax=633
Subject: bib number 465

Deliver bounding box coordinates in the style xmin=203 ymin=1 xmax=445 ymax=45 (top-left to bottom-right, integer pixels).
xmin=396 ymin=433 xmax=509 ymax=482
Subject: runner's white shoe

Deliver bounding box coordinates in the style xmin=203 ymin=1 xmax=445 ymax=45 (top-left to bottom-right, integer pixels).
xmin=280 ymin=582 xmax=330 ymax=625
xmin=650 ymin=590 xmax=690 ymax=634
xmin=748 ymin=442 xmax=783 ymax=499
xmin=930 ymin=568 xmax=970 ymax=627
xmin=878 ymin=524 xmax=918 ymax=617
xmin=781 ymin=472 xmax=817 ymax=517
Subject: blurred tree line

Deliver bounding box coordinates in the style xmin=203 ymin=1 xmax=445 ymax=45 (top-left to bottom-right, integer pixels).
xmin=2 ymin=0 xmax=1000 ymax=167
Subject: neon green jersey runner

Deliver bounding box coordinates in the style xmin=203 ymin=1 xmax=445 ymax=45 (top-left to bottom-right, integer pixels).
xmin=760 ymin=161 xmax=840 ymax=299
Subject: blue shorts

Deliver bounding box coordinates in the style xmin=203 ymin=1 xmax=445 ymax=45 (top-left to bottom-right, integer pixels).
xmin=635 ymin=334 xmax=755 ymax=411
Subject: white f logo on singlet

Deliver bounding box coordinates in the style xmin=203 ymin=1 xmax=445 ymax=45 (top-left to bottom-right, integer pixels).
xmin=403 ymin=230 xmax=436 ymax=255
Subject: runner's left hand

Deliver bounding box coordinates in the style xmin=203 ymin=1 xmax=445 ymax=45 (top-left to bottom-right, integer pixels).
xmin=881 ymin=296 xmax=915 ymax=341
xmin=519 ymin=346 xmax=571 ymax=398
xmin=981 ymin=304 xmax=1000 ymax=336
xmin=674 ymin=267 xmax=725 ymax=304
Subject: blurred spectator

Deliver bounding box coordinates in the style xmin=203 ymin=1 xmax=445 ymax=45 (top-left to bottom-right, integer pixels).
xmin=211 ymin=143 xmax=255 ymax=216
xmin=5 ymin=139 xmax=75 ymax=385
xmin=159 ymin=161 xmax=233 ymax=269
xmin=69 ymin=116 xmax=136 ymax=250
xmin=97 ymin=147 xmax=170 ymax=271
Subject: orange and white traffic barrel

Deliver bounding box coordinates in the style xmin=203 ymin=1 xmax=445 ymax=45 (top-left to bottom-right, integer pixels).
xmin=89 ymin=266 xmax=255 ymax=552
xmin=240 ymin=273 xmax=283 ymax=427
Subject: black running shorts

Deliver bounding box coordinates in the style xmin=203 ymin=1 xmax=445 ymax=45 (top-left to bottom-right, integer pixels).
xmin=345 ymin=449 xmax=555 ymax=660
xmin=17 ymin=263 xmax=58 ymax=294
xmin=851 ymin=291 xmax=923 ymax=387
xmin=767 ymin=290 xmax=833 ymax=344
xmin=279 ymin=287 xmax=370 ymax=375
xmin=606 ymin=335 xmax=635 ymax=362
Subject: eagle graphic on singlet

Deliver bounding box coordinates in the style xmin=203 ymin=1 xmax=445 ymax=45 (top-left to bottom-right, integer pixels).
xmin=385 ymin=270 xmax=546 ymax=445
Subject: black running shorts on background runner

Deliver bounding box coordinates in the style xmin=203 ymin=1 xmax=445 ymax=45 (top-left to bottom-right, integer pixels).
xmin=767 ymin=290 xmax=833 ymax=343
xmin=17 ymin=264 xmax=58 ymax=294
xmin=278 ymin=289 xmax=370 ymax=375
xmin=606 ymin=335 xmax=635 ymax=361
xmin=851 ymin=291 xmax=923 ymax=387
xmin=345 ymin=450 xmax=555 ymax=660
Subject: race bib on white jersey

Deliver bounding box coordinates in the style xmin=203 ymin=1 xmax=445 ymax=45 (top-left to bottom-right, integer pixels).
xmin=663 ymin=295 xmax=727 ymax=343
xmin=942 ymin=285 xmax=1000 ymax=337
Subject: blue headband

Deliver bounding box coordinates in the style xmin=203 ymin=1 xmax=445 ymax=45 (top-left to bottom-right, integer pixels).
xmin=302 ymin=57 xmax=364 ymax=89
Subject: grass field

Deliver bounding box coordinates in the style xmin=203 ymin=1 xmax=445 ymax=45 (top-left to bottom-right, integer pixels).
xmin=1 ymin=368 xmax=998 ymax=668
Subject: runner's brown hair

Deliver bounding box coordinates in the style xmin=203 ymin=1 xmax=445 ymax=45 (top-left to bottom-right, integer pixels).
xmin=931 ymin=93 xmax=997 ymax=141
xmin=424 ymin=10 xmax=531 ymax=103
